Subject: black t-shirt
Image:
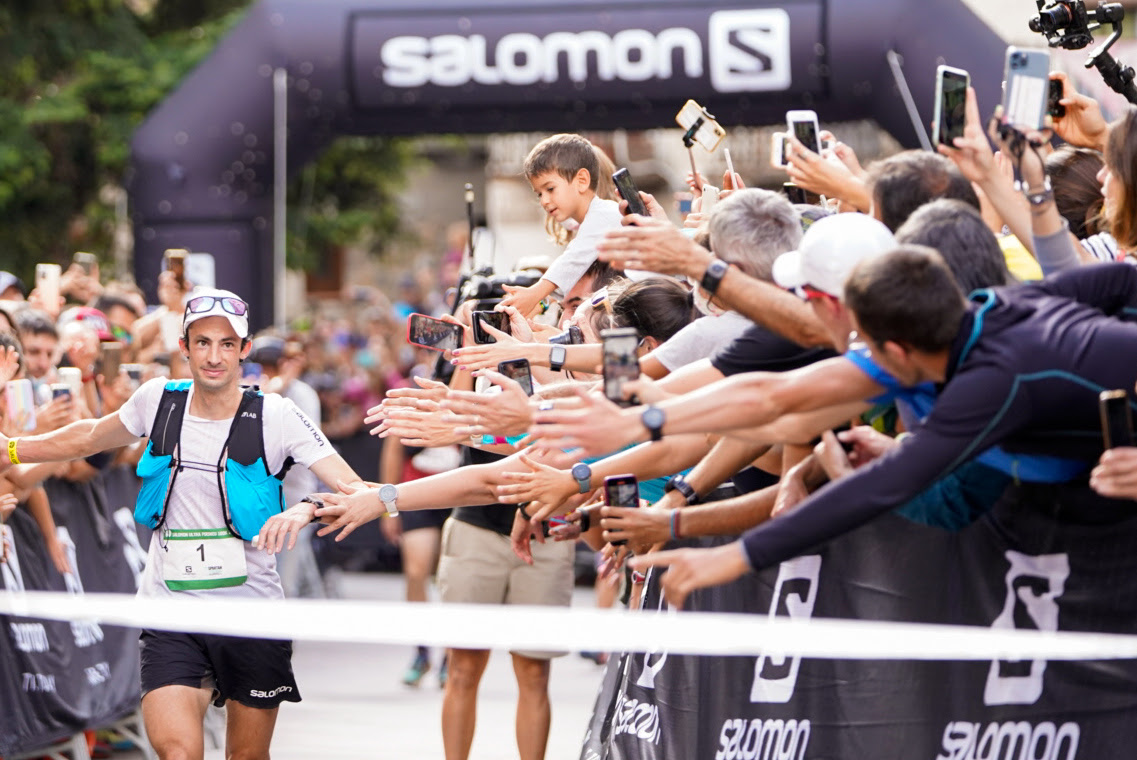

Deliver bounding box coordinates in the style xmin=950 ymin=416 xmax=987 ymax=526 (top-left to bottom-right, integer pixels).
xmin=451 ymin=446 xmax=519 ymax=536
xmin=710 ymin=324 xmax=836 ymax=377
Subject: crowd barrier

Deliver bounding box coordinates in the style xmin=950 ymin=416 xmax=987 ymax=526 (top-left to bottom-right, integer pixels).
xmin=583 ymin=492 xmax=1137 ymax=759
xmin=1 ymin=467 xmax=146 ymax=758
xmin=5 ymin=455 xmax=1137 ymax=759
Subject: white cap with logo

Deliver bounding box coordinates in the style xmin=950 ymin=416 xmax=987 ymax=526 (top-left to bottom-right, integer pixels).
xmin=772 ymin=214 xmax=897 ymax=298
xmin=182 ymin=288 xmax=250 ymax=339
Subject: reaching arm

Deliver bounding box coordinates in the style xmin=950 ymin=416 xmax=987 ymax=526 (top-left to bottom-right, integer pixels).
xmin=2 ymin=413 xmax=139 ymax=464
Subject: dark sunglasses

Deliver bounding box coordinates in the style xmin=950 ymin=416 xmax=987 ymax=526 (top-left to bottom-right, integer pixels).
xmin=185 ymin=295 xmax=248 ymax=317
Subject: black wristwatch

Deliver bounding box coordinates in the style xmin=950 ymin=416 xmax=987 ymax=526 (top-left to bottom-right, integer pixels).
xmin=571 ymin=462 xmax=592 ymax=494
xmin=641 ymin=405 xmax=665 ymax=442
xmin=700 ymin=258 xmax=730 ymax=296
xmin=664 ymin=474 xmax=699 ymax=505
xmin=549 ymin=344 xmax=567 ymax=372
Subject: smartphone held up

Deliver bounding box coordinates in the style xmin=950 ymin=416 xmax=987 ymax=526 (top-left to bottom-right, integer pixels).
xmin=933 ymin=65 xmax=970 ymax=147
xmin=601 ymin=327 xmax=640 ymax=408
xmin=407 ymin=313 xmax=463 ymax=353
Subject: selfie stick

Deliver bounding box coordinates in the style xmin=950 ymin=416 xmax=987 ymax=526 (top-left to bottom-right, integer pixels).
xmin=464 ymin=183 xmax=475 ymax=267
xmin=682 ymin=120 xmax=702 ymax=181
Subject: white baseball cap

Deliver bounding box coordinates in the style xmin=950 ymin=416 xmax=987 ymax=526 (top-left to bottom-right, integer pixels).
xmin=182 ymin=288 xmax=249 ymax=339
xmin=772 ymin=214 xmax=896 ymax=298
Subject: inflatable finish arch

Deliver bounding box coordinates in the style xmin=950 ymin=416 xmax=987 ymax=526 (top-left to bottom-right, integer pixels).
xmin=130 ymin=0 xmax=1006 ymax=326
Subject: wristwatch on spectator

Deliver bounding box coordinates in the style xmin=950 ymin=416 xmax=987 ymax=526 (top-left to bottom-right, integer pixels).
xmin=571 ymin=463 xmax=592 ymax=494
xmin=378 ymin=483 xmax=400 ymax=517
xmin=664 ymin=473 xmax=700 ymax=505
xmin=700 ymin=258 xmax=730 ymax=296
xmin=641 ymin=405 xmax=665 ymax=442
xmin=549 ymin=344 xmax=567 ymax=372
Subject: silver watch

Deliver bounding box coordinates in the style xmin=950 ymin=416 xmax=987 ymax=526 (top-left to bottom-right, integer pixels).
xmin=378 ymin=483 xmax=399 ymax=517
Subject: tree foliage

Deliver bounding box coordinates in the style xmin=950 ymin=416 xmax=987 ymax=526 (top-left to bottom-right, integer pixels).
xmin=0 ymin=1 xmax=414 ymax=280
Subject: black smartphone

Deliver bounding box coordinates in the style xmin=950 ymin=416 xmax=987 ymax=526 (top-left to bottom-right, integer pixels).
xmin=50 ymin=383 xmax=72 ymax=401
xmin=782 ymin=182 xmax=821 ymax=206
xmin=934 ymin=65 xmax=970 ymax=147
xmin=548 ymin=325 xmax=584 ymax=345
xmin=1100 ymin=390 xmax=1134 ymax=449
xmin=1048 ymin=78 xmax=1066 ymax=119
xmin=612 ymin=168 xmax=648 ymax=217
xmin=406 ymin=313 xmax=463 ymax=352
xmin=472 ymin=310 xmax=510 ymax=345
xmin=603 ymin=474 xmax=640 ymax=546
xmin=601 ymin=327 xmax=640 ymax=408
xmin=497 ymin=359 xmax=534 ymax=396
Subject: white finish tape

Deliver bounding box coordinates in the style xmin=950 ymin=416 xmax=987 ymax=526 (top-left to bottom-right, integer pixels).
xmin=2 ymin=590 xmax=1136 ymax=661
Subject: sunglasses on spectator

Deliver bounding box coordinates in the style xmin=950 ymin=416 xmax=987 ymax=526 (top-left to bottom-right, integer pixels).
xmin=184 ymin=296 xmax=249 ymax=317
xmin=589 ymin=288 xmax=613 ymax=315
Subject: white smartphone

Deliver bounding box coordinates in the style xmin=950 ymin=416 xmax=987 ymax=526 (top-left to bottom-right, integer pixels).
xmin=934 ymin=65 xmax=971 ymax=146
xmin=786 ymin=110 xmax=821 ymax=155
xmin=701 ymin=185 xmax=720 ymax=215
xmin=35 ymin=263 xmax=61 ymax=311
xmin=1002 ymin=47 xmax=1051 ymax=131
xmin=771 ymin=132 xmax=789 ymax=168
xmin=724 ymin=148 xmax=736 ymax=183
xmin=5 ymin=379 xmax=36 ymax=432
xmin=675 ymin=99 xmax=726 ymax=152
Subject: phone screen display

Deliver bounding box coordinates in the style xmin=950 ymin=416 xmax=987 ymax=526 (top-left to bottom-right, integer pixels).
xmin=602 ymin=328 xmax=640 ymax=407
xmin=936 ymin=68 xmax=969 ymax=146
xmin=472 ymin=311 xmax=510 ymax=344
xmin=604 ymin=475 xmax=639 ymax=545
xmin=6 ymin=379 xmax=36 ymax=432
xmin=498 ymin=359 xmax=534 ymax=396
xmin=407 ymin=314 xmax=463 ymax=352
xmin=791 ymin=119 xmax=820 ymax=154
xmin=1100 ymin=390 xmax=1134 ymax=449
xmin=1047 ymin=78 xmax=1065 ymax=119
xmin=612 ymin=169 xmax=648 ymax=216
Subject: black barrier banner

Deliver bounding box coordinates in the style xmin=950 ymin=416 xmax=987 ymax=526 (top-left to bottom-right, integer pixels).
xmin=582 ymin=494 xmax=1137 ymax=759
xmin=0 ymin=468 xmax=144 ymax=756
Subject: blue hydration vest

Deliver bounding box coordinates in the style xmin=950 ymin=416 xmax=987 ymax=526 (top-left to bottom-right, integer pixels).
xmin=134 ymin=380 xmax=295 ymax=541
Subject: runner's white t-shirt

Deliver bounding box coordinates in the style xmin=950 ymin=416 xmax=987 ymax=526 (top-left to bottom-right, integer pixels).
xmin=118 ymin=378 xmax=334 ymax=600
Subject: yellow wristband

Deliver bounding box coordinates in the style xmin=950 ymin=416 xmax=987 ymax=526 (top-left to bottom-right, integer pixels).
xmin=7 ymin=438 xmax=20 ymax=466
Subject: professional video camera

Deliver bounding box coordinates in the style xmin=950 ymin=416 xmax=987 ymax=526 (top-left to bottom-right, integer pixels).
xmin=455 ymin=267 xmax=544 ymax=304
xmin=1029 ymin=0 xmax=1137 ymax=104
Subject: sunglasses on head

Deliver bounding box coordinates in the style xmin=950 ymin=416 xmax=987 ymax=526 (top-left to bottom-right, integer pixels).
xmin=589 ymin=288 xmax=613 ymax=315
xmin=185 ymin=295 xmax=248 ymax=317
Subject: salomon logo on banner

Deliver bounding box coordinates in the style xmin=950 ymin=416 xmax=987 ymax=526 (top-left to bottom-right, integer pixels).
xmin=984 ymin=551 xmax=1069 ymax=706
xmin=708 ymin=9 xmax=791 ymax=91
xmin=358 ymin=8 xmax=794 ymax=102
xmin=750 ymin=555 xmax=821 ymax=704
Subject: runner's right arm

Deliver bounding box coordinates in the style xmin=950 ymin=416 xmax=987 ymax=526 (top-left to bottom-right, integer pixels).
xmin=1 ymin=413 xmax=140 ymax=465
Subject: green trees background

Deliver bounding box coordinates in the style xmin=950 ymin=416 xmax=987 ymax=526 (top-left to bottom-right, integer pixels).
xmin=0 ymin=0 xmax=414 ymax=280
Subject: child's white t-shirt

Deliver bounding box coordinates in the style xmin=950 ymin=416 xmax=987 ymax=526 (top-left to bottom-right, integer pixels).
xmin=542 ymin=197 xmax=622 ymax=292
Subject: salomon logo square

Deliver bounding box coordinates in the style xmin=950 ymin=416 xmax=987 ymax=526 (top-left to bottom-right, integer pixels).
xmin=708 ymin=9 xmax=791 ymax=93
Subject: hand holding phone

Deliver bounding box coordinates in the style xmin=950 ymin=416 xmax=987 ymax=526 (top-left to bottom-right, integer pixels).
xmin=603 ymin=474 xmax=640 ymax=546
xmin=407 ymin=313 xmax=464 ymax=353
xmin=497 ymin=359 xmax=534 ymax=396
xmin=1100 ymin=390 xmax=1134 ymax=449
xmin=601 ymin=327 xmax=641 ymax=408
xmin=933 ymin=65 xmax=970 ymax=147
xmin=163 ymin=248 xmax=189 ymax=290
xmin=73 ymin=251 xmax=98 ymax=275
xmin=612 ymin=168 xmax=649 ymax=217
xmin=471 ymin=310 xmax=511 ymax=344
xmin=786 ymin=110 xmax=821 ymax=155
xmin=1001 ymin=47 xmax=1051 ymax=131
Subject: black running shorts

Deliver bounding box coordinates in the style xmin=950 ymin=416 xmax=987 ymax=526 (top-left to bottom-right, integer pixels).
xmin=140 ymin=629 xmax=301 ymax=709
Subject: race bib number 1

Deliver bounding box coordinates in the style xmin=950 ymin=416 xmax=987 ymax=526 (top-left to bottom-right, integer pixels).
xmin=161 ymin=528 xmax=248 ymax=591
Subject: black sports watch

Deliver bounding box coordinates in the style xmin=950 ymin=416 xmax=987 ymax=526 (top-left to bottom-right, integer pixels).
xmin=549 ymin=344 xmax=567 ymax=372
xmin=571 ymin=463 xmax=592 ymax=494
xmin=664 ymin=474 xmax=700 ymax=505
xmin=641 ymin=405 xmax=665 ymax=442
xmin=700 ymin=258 xmax=730 ymax=296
